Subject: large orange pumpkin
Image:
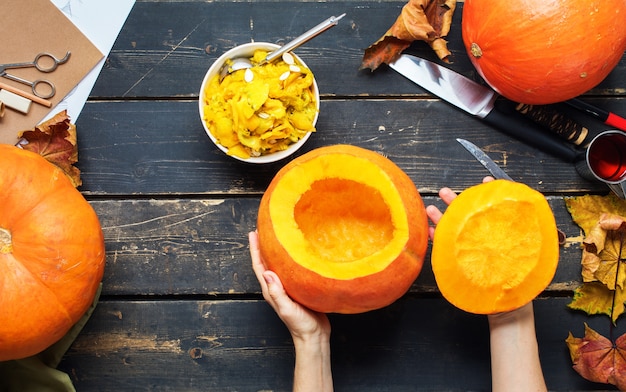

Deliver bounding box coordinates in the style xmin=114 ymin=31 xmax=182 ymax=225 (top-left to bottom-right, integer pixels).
xmin=257 ymin=145 xmax=428 ymax=314
xmin=431 ymin=180 xmax=559 ymax=314
xmin=462 ymin=0 xmax=626 ymax=105
xmin=0 ymin=145 xmax=105 ymax=361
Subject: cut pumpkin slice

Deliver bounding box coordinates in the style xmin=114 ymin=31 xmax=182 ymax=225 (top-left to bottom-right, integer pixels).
xmin=432 ymin=180 xmax=559 ymax=314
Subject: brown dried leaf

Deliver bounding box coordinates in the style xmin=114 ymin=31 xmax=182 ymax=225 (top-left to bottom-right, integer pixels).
xmin=361 ymin=0 xmax=457 ymax=71
xmin=17 ymin=110 xmax=81 ymax=187
xmin=566 ymin=324 xmax=626 ymax=390
xmin=580 ymin=214 xmax=626 ymax=283
xmin=360 ymin=37 xmax=412 ymax=71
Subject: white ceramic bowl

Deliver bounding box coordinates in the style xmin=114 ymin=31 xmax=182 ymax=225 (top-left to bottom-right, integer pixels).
xmin=199 ymin=42 xmax=319 ymax=163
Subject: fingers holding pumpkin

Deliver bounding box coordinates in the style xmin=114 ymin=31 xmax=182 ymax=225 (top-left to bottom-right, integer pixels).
xmin=249 ymin=231 xmax=272 ymax=297
xmin=250 ymin=231 xmax=294 ymax=314
xmin=426 ymin=177 xmax=495 ymax=239
xmin=248 ymin=231 xmax=330 ymax=338
xmin=261 ymin=270 xmax=293 ymax=314
xmin=426 ymin=187 xmax=457 ymax=239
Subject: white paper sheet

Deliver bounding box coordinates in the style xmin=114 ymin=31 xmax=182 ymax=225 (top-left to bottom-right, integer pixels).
xmin=46 ymin=0 xmax=135 ymax=123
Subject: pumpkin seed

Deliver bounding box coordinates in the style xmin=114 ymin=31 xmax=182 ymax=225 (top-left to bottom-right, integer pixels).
xmin=282 ymin=52 xmax=295 ymax=65
xmin=244 ymin=68 xmax=254 ymax=83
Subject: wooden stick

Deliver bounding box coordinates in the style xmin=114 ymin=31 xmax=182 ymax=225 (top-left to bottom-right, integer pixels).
xmin=0 ymin=81 xmax=52 ymax=108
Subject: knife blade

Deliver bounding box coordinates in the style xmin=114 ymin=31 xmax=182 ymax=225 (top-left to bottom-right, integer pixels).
xmin=389 ymin=54 xmax=580 ymax=162
xmin=457 ymin=139 xmax=513 ymax=181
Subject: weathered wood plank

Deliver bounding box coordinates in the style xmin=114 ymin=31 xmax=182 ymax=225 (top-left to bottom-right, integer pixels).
xmin=93 ymin=1 xmax=626 ymax=99
xmin=76 ymin=99 xmax=613 ymax=196
xmin=58 ymin=298 xmax=624 ymax=391
xmin=91 ymin=196 xmax=586 ymax=297
xmin=54 ymin=2 xmax=626 ymax=390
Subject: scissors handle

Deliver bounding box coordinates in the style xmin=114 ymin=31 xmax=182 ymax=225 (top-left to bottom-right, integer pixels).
xmin=0 ymin=52 xmax=69 ymax=98
xmin=0 ymin=73 xmax=55 ymax=99
xmin=0 ymin=52 xmax=71 ymax=73
xmin=31 ymin=79 xmax=56 ymax=99
xmin=33 ymin=52 xmax=71 ymax=73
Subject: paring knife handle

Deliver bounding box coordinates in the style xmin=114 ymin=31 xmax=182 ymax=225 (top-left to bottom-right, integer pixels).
xmin=515 ymin=103 xmax=590 ymax=146
xmin=482 ymin=106 xmax=580 ymax=162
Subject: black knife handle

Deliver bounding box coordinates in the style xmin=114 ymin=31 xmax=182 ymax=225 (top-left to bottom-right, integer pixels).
xmin=514 ymin=103 xmax=590 ymax=146
xmin=482 ymin=105 xmax=580 ymax=162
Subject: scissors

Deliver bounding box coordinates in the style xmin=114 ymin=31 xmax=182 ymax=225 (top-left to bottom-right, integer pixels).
xmin=0 ymin=51 xmax=71 ymax=99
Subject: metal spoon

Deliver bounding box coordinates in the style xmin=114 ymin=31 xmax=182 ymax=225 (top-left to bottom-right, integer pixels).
xmin=219 ymin=13 xmax=346 ymax=81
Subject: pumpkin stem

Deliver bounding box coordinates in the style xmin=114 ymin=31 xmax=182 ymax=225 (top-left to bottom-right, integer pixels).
xmin=470 ymin=43 xmax=483 ymax=58
xmin=0 ymin=228 xmax=12 ymax=254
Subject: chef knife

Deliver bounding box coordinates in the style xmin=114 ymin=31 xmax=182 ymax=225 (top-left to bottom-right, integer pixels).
xmin=456 ymin=138 xmax=513 ymax=181
xmin=389 ymin=54 xmax=580 ymax=162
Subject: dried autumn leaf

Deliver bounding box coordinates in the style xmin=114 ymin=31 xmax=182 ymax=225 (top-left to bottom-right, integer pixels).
xmin=565 ymin=195 xmax=626 ymax=322
xmin=566 ymin=323 xmax=626 ymax=390
xmin=569 ymin=281 xmax=626 ymax=323
xmin=565 ymin=194 xmax=626 ymax=237
xmin=579 ymin=214 xmax=626 ymax=284
xmin=361 ymin=0 xmax=456 ymax=71
xmin=17 ymin=110 xmax=81 ymax=187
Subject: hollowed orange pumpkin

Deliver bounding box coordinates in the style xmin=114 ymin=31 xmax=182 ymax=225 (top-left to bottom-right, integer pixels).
xmin=462 ymin=0 xmax=626 ymax=105
xmin=0 ymin=145 xmax=105 ymax=361
xmin=432 ymin=180 xmax=559 ymax=314
xmin=257 ymin=145 xmax=428 ymax=314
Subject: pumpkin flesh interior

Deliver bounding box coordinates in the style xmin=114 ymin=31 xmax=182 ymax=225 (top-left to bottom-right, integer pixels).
xmin=294 ymin=178 xmax=394 ymax=262
xmin=269 ymin=153 xmax=409 ymax=280
xmin=433 ymin=180 xmax=559 ymax=314
xmin=455 ymin=200 xmax=541 ymax=293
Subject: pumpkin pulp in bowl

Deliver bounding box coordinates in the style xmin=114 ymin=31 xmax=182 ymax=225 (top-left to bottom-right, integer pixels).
xmin=199 ymin=42 xmax=319 ymax=163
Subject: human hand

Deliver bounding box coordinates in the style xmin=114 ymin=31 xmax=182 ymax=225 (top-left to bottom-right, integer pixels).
xmin=425 ymin=176 xmax=494 ymax=240
xmin=249 ymin=231 xmax=331 ymax=343
xmin=487 ymin=301 xmax=535 ymax=325
xmin=426 ymin=176 xmax=536 ymax=315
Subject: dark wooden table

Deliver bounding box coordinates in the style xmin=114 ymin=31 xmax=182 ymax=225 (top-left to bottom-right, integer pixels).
xmin=58 ymin=1 xmax=626 ymax=390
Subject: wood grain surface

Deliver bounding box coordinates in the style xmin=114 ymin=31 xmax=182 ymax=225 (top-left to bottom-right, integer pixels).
xmin=56 ymin=1 xmax=626 ymax=390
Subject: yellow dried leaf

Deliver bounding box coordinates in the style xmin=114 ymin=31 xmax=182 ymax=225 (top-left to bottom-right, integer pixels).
xmin=566 ymin=195 xmax=626 ymax=322
xmin=565 ymin=194 xmax=626 ymax=236
xmin=569 ymin=282 xmax=626 ymax=323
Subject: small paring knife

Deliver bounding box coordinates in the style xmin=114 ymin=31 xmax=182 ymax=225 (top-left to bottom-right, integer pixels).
xmin=456 ymin=138 xmax=513 ymax=181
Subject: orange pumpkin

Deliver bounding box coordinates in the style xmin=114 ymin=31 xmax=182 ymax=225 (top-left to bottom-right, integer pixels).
xmin=257 ymin=145 xmax=428 ymax=314
xmin=0 ymin=145 xmax=105 ymax=361
xmin=431 ymin=180 xmax=559 ymax=314
xmin=462 ymin=0 xmax=626 ymax=105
